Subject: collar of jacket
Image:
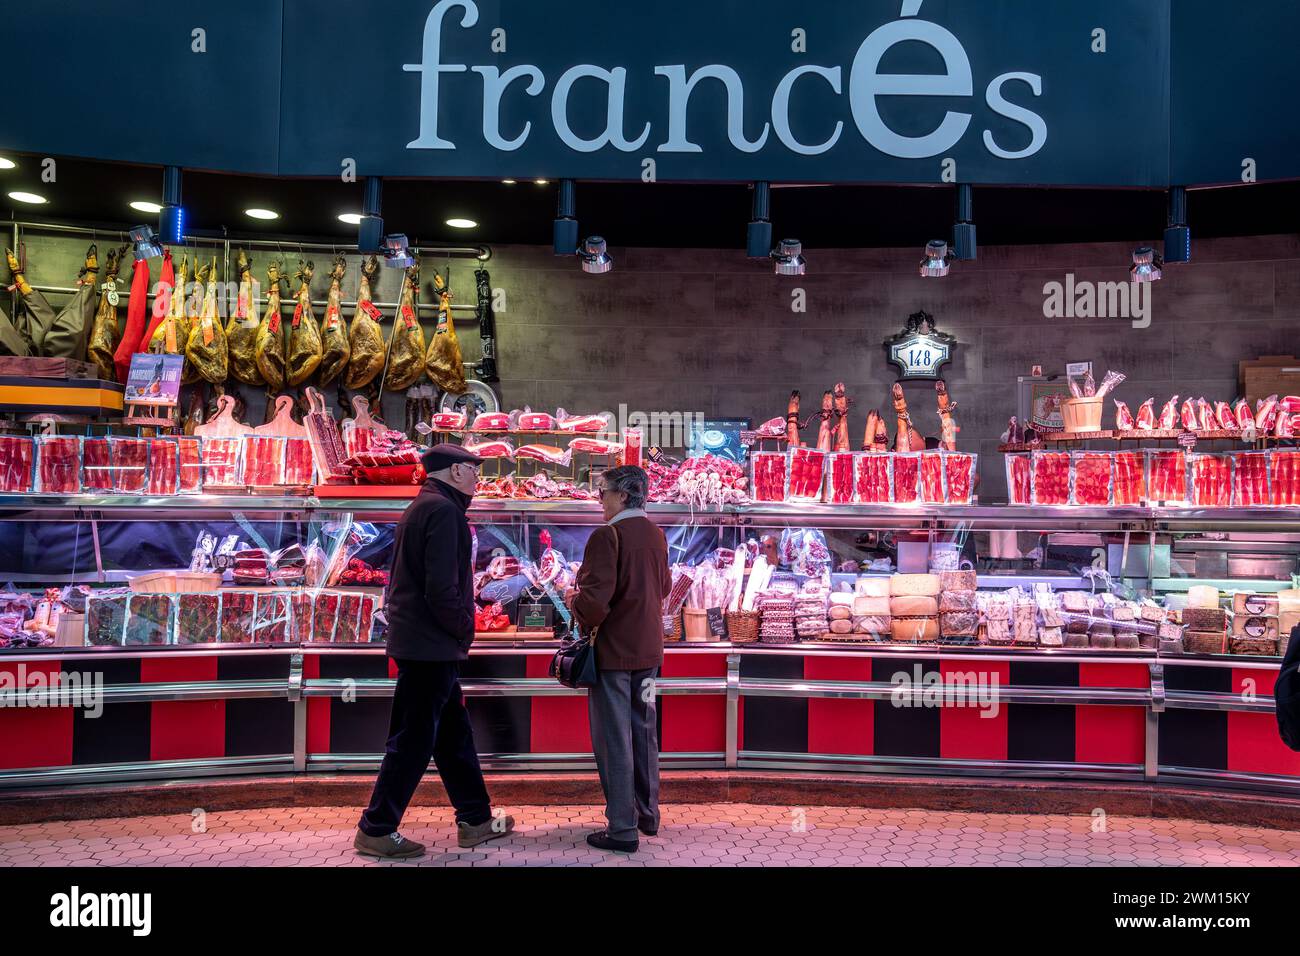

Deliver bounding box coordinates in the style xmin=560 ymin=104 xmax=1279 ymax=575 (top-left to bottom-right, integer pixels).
xmin=608 ymin=507 xmax=647 ymax=526
xmin=425 ymin=477 xmax=473 ymax=513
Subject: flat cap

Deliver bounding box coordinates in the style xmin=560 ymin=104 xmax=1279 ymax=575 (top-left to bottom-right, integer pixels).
xmin=420 ymin=442 xmax=484 ymax=473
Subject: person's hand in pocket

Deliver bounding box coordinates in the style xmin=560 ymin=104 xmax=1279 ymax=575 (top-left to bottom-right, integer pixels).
xmin=564 ymin=587 xmax=578 ymax=609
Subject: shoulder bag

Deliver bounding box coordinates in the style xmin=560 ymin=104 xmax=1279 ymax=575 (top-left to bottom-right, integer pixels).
xmin=550 ymin=525 xmax=620 ymax=689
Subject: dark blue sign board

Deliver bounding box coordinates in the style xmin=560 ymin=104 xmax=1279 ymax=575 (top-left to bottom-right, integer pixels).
xmin=1 ymin=1 xmax=1295 ymax=187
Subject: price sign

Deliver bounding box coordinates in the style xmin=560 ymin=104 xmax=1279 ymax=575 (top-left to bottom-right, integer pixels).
xmin=883 ymin=310 xmax=955 ymax=380
xmin=517 ymin=602 xmax=554 ymax=631
xmin=706 ymin=607 xmax=728 ymax=639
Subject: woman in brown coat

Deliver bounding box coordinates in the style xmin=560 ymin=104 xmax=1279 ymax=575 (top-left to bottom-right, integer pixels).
xmin=567 ymin=465 xmax=671 ymax=853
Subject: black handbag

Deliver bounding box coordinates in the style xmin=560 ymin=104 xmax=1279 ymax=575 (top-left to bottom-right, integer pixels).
xmin=550 ymin=525 xmax=619 ymax=689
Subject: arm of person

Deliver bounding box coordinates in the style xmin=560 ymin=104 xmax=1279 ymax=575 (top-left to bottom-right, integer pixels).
xmin=658 ymin=527 xmax=672 ymax=601
xmin=422 ymin=506 xmax=474 ymax=642
xmin=572 ymin=526 xmax=618 ymax=631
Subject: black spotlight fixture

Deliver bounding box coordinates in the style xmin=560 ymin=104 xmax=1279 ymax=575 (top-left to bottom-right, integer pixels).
xmin=358 ymin=177 xmax=385 ymax=254
xmin=577 ymin=236 xmax=613 ymax=274
xmin=1164 ymin=185 xmax=1190 ymax=263
xmin=747 ymin=181 xmax=773 ymax=259
xmin=919 ymin=240 xmax=951 ymax=277
xmin=952 ymin=183 xmax=976 ymax=260
xmin=553 ymin=179 xmax=579 ymax=256
xmin=128 ymin=224 xmax=164 ymax=260
xmin=1131 ymin=246 xmax=1162 ymax=283
xmin=381 ymin=232 xmax=414 ymax=269
xmin=771 ymin=238 xmax=805 ymax=276
xmin=158 ymin=166 xmax=184 ymax=245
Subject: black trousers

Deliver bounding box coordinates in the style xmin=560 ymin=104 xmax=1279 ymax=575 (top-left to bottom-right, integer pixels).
xmin=359 ymin=658 xmax=492 ymax=836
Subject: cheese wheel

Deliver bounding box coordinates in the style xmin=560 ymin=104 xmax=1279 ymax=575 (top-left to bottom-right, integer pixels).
xmin=855 ymin=576 xmax=891 ymax=598
xmin=891 ymin=595 xmax=938 ymax=617
xmin=939 ymin=570 xmax=977 ymax=591
xmin=890 ymin=573 xmax=940 ymax=597
xmin=1187 ymin=585 xmax=1220 ymax=609
xmin=829 ymin=619 xmax=853 ymax=635
xmin=829 ymin=592 xmax=855 ymax=607
xmin=891 ymin=616 xmax=938 ymax=642
xmin=1232 ymin=615 xmax=1279 ymax=639
xmin=852 ymin=595 xmax=891 ymax=617
xmin=1233 ymin=593 xmax=1279 ymax=616
xmin=1114 ymin=632 xmax=1140 ymax=650
xmin=1089 ymin=631 xmax=1116 ymax=649
xmin=829 ymin=605 xmax=852 ymax=621
xmin=852 ymin=615 xmax=891 ymax=635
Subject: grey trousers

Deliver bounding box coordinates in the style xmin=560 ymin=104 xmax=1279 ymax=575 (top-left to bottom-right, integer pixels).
xmin=587 ymin=666 xmax=660 ymax=842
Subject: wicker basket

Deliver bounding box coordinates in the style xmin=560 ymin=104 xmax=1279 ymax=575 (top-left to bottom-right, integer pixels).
xmin=662 ymin=612 xmax=683 ymax=644
xmin=726 ymin=610 xmax=759 ymax=644
xmin=1062 ymin=396 xmax=1104 ymax=433
xmin=129 ymin=570 xmax=222 ymax=593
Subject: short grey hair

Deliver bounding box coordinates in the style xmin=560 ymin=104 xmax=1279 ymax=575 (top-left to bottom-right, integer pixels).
xmin=601 ymin=465 xmax=648 ymax=509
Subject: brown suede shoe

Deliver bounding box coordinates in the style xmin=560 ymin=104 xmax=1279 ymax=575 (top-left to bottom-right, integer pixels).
xmin=457 ymin=814 xmax=515 ymax=849
xmin=353 ymin=829 xmax=426 ymax=860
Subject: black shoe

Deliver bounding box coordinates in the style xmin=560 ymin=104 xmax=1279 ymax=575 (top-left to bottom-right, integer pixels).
xmin=638 ymin=821 xmax=658 ymax=837
xmin=586 ymin=830 xmax=638 ymax=853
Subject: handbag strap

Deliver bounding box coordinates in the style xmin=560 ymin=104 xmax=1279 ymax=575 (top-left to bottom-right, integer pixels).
xmin=589 ymin=523 xmax=621 ymax=644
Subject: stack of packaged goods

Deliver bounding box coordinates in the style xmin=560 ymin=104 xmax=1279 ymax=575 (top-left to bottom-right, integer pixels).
xmin=1228 ymin=592 xmax=1278 ymax=656
xmin=1182 ymin=586 xmax=1226 ymax=654
xmin=852 ymin=576 xmax=891 ymax=639
xmin=757 ymin=588 xmax=796 ymax=644
xmin=890 ymin=573 xmax=939 ymax=643
xmin=794 ymin=583 xmax=830 ymax=641
xmin=1033 ymin=583 xmax=1065 ymax=646
xmin=826 ymin=591 xmax=856 ymax=638
xmin=980 ymin=591 xmax=1012 ymax=644
xmin=937 ymin=570 xmax=978 ymax=644
xmin=1012 ymin=590 xmax=1038 ymax=646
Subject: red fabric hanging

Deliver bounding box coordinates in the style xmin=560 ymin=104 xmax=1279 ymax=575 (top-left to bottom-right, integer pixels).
xmin=112 ymin=254 xmax=152 ymax=383
xmin=136 ymin=249 xmax=174 ymax=354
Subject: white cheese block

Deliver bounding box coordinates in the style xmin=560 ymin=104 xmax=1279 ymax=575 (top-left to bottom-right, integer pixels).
xmin=890 ymin=573 xmax=941 ymax=597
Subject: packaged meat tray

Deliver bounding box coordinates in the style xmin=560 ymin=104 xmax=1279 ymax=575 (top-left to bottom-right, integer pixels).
xmin=824 ymin=452 xmax=856 ymax=504
xmin=854 ymin=453 xmax=891 ymax=504
xmin=147 ymin=438 xmax=179 ymax=495
xmin=109 ymin=436 xmax=150 ymax=494
xmin=0 ymin=436 xmax=34 ymax=493
xmin=787 ymin=447 xmax=827 ymax=501
xmin=290 ymin=590 xmax=314 ymax=642
xmin=918 ymin=452 xmax=945 ymax=504
xmin=283 ymin=437 xmax=315 ymax=486
xmin=1112 ymin=451 xmax=1146 ymax=505
xmin=750 ymin=451 xmax=788 ymax=503
xmin=358 ymin=594 xmax=377 ymax=642
xmin=201 ymin=436 xmax=244 ymax=489
xmin=891 ymin=453 xmax=920 ymax=504
xmin=312 ymin=591 xmax=341 ymax=643
xmin=252 ymin=592 xmax=292 ymax=643
xmin=331 ymin=592 xmax=363 ymax=643
xmin=80 ymin=436 xmax=112 ymax=493
xmin=85 ymin=593 xmax=128 ymax=645
xmin=1030 ymin=451 xmax=1070 ymax=506
xmin=943 ymin=452 xmax=976 ymax=504
xmin=178 ymin=436 xmax=203 ymax=494
xmin=1005 ymin=453 xmax=1031 ymax=505
xmin=1270 ymin=450 xmax=1300 ymax=506
xmin=1070 ymin=452 xmax=1113 ymax=506
xmin=243 ymin=435 xmax=286 ymax=487
xmin=1231 ymin=451 xmax=1270 ymax=507
xmin=124 ymin=593 xmax=174 ymax=645
xmin=219 ymin=590 xmax=257 ymax=643
xmin=34 ymin=435 xmax=81 ymax=494
xmin=1189 ymin=453 xmax=1232 ymax=508
xmin=1146 ymin=450 xmax=1188 ymax=504
xmin=177 ymin=592 xmax=220 ymax=644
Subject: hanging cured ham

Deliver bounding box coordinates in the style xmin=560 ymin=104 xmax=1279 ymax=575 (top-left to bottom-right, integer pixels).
xmin=286 ymin=260 xmax=322 ymax=387
xmin=186 ymin=256 xmax=228 ymax=384
xmin=425 ymin=269 xmax=467 ymax=394
xmin=384 ymin=261 xmax=425 ymax=392
xmin=317 ymin=256 xmax=350 ymax=387
xmin=254 ymin=261 xmax=288 ymax=393
xmin=226 ymin=249 xmax=264 ymax=386
xmin=344 ymin=255 xmax=385 ymax=390
xmin=892 ymin=383 xmax=924 ymax=451
xmin=179 ymin=258 xmax=210 ymax=385
xmin=147 ymin=254 xmax=189 ymax=361
xmin=86 ymin=244 xmax=128 ymax=380
xmin=936 ymin=380 xmax=959 ymax=450
xmin=112 ymin=253 xmax=152 ymax=381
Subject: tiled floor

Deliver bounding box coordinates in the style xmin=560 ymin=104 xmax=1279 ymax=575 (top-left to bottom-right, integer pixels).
xmin=2 ymin=804 xmax=1300 ymax=866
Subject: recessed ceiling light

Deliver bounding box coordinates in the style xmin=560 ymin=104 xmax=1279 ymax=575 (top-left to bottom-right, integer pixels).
xmin=445 ymin=218 xmax=478 ymax=229
xmin=7 ymin=191 xmax=46 ymax=205
xmin=245 ymin=208 xmax=279 ymax=220
xmin=338 ymin=212 xmax=363 ymax=225
xmin=534 ymin=179 xmax=549 ymax=185
xmin=501 ymin=179 xmax=517 ymax=185
xmin=130 ymin=200 xmax=163 ymax=214
xmin=0 ymin=157 xmax=16 ymax=170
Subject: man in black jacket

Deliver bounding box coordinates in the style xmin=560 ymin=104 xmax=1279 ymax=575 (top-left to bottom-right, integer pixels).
xmin=355 ymin=444 xmax=514 ymax=859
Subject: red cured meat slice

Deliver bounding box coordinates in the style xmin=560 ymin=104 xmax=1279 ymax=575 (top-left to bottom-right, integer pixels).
xmin=82 ymin=437 xmax=112 ymax=492
xmin=944 ymin=453 xmax=974 ymax=504
xmin=750 ymin=452 xmax=788 ymax=502
xmin=178 ymin=436 xmax=203 ymax=494
xmin=0 ymin=436 xmax=33 ymax=493
xmin=855 ymin=454 xmax=890 ymax=504
xmin=827 ymin=453 xmax=855 ymax=504
xmin=892 ymin=454 xmax=921 ymax=504
xmin=919 ymin=452 xmax=944 ymax=503
xmin=110 ymin=437 xmax=149 ymax=494
xmin=1112 ymin=452 xmax=1146 ymax=505
xmin=1006 ymin=454 xmax=1031 ymax=505
xmin=201 ymin=437 xmax=243 ymax=489
xmin=1147 ymin=451 xmax=1187 ymax=503
xmin=1072 ymin=453 xmax=1113 ymax=506
xmin=35 ymin=437 xmax=80 ymax=493
xmin=1030 ymin=452 xmax=1070 ymax=505
xmin=147 ymin=438 xmax=179 ymax=495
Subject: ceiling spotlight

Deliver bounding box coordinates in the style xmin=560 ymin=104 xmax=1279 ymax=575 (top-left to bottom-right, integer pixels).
xmin=130 ymin=200 xmax=162 ymax=214
xmin=577 ymin=236 xmax=613 ymax=274
xmin=244 ymin=208 xmax=279 ymax=220
xmin=920 ymin=240 xmax=951 ymax=277
xmin=445 ymin=217 xmax=478 ymax=229
xmin=502 ymin=179 xmax=517 ymax=185
xmin=1131 ymin=246 xmax=1162 ymax=283
xmin=0 ymin=157 xmax=15 ymax=170
xmin=771 ymin=238 xmax=806 ymax=276
xmin=747 ymin=181 xmax=773 ymax=259
xmin=7 ymin=191 xmax=46 ymax=205
xmin=338 ymin=212 xmax=363 ymax=225
xmin=1164 ymin=185 xmax=1190 ymax=263
xmin=128 ymin=224 xmax=164 ymax=260
xmin=382 ymin=233 xmax=415 ymax=269
xmin=535 ymin=179 xmax=549 ymax=185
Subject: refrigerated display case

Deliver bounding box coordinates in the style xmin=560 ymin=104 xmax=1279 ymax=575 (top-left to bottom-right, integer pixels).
xmin=0 ymin=493 xmax=1298 ymax=795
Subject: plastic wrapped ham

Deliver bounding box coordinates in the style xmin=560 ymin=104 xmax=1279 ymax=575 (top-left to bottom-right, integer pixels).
xmin=567 ymin=437 xmax=624 ymax=456
xmin=1196 ymin=398 xmax=1215 ymax=431
xmin=0 ymin=436 xmax=34 ymax=492
xmin=1232 ymin=451 xmax=1270 ymax=506
xmin=110 ymin=437 xmax=149 ymax=494
xmin=943 ymin=452 xmax=976 ymax=504
xmin=555 ymin=408 xmax=613 ymax=433
xmin=1113 ymin=451 xmax=1146 ymax=505
xmin=825 ymin=452 xmax=855 ymax=504
xmin=1114 ymin=400 xmax=1134 ymax=430
xmin=514 ymin=444 xmax=573 ymax=466
xmin=517 ymin=408 xmax=557 ymax=431
xmin=463 ymin=437 xmax=515 ymax=459
xmin=1180 ymin=398 xmax=1198 ymax=431
xmin=147 ymin=438 xmax=179 ymax=496
xmin=1255 ymin=394 xmax=1281 ymax=432
xmin=1095 ymin=370 xmax=1127 ymax=399
xmin=1215 ymin=401 xmax=1238 ymax=430
xmin=854 ymin=454 xmax=891 ymax=504
xmin=1006 ymin=453 xmax=1031 ymax=505
xmin=1136 ymin=398 xmax=1155 ymax=430
xmin=919 ymin=452 xmax=945 ymax=503
xmin=82 ymin=437 xmax=112 ymax=492
xmin=1234 ymin=399 xmax=1253 ymax=432
xmin=1158 ymin=396 xmax=1180 ymax=430
xmin=1276 ymin=411 xmax=1297 ymax=439
xmin=1272 ymin=450 xmax=1300 ymax=506
xmin=35 ymin=436 xmax=80 ymax=493
xmin=751 ymin=452 xmax=788 ymax=502
xmin=1147 ymin=450 xmax=1187 ymax=503
xmin=1071 ymin=452 xmax=1113 ymax=506
xmin=1189 ymin=454 xmax=1232 ymax=507
xmin=472 ymin=411 xmax=515 ymax=431
xmin=753 ymin=416 xmax=785 ymax=439
xmin=787 ymin=447 xmax=827 ymax=500
xmin=430 ymin=411 xmax=467 ymax=431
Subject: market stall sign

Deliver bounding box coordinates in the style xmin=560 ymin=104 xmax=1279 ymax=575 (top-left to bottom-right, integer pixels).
xmin=883 ymin=312 xmax=955 ymax=380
